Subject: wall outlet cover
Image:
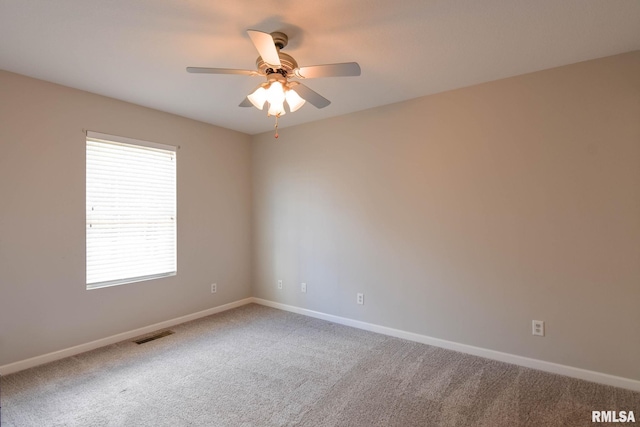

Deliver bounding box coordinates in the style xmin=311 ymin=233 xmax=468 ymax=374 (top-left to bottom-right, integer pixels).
xmin=532 ymin=320 xmax=545 ymax=336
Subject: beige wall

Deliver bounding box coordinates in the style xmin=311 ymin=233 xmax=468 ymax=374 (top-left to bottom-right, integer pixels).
xmin=0 ymin=71 xmax=252 ymax=366
xmin=252 ymin=51 xmax=640 ymax=380
xmin=1 ymin=51 xmax=639 ymax=381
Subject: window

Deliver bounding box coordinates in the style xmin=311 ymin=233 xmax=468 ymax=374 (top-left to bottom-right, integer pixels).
xmin=86 ymin=131 xmax=177 ymax=290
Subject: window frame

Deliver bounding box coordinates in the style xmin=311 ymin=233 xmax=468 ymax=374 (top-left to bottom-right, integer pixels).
xmin=85 ymin=131 xmax=177 ymax=290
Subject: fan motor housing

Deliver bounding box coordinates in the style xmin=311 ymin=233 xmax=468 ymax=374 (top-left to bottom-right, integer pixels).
xmin=256 ymin=52 xmax=298 ymax=76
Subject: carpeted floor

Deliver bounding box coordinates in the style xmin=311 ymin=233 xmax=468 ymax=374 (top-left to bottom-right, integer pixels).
xmin=2 ymin=304 xmax=638 ymax=426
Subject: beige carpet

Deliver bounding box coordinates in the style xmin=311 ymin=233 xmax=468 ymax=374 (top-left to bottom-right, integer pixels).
xmin=2 ymin=304 xmax=638 ymax=426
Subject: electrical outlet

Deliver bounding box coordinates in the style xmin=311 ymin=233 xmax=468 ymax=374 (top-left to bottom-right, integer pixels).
xmin=277 ymin=280 xmax=283 ymax=290
xmin=301 ymin=283 xmax=307 ymax=293
xmin=532 ymin=320 xmax=544 ymax=336
xmin=357 ymin=293 xmax=364 ymax=305
xmin=211 ymin=283 xmax=217 ymax=293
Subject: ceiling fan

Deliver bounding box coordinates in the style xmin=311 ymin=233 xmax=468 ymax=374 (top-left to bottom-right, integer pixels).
xmin=187 ymin=29 xmax=361 ymax=135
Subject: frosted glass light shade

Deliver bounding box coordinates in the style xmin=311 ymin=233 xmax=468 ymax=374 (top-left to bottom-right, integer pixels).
xmin=266 ymin=81 xmax=285 ymax=103
xmin=247 ymin=86 xmax=267 ymax=110
xmin=266 ymin=81 xmax=286 ymax=116
xmin=268 ymin=100 xmax=286 ymax=116
xmin=285 ymin=89 xmax=306 ymax=112
xmin=248 ymin=80 xmax=308 ymax=117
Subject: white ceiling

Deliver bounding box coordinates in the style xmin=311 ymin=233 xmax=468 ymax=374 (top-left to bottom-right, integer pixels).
xmin=1 ymin=1 xmax=639 ymax=135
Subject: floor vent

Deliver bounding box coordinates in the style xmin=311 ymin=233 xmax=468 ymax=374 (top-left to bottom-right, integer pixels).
xmin=133 ymin=330 xmax=174 ymax=345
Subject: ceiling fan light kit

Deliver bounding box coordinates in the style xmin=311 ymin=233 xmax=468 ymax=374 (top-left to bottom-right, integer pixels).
xmin=187 ymin=29 xmax=361 ymax=138
xmin=246 ymin=73 xmax=306 ymax=116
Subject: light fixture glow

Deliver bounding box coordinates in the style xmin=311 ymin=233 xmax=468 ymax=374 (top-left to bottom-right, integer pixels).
xmin=266 ymin=81 xmax=286 ymax=116
xmin=285 ymin=88 xmax=306 ymax=112
xmin=247 ymin=78 xmax=308 ymax=120
xmin=268 ymin=101 xmax=286 ymax=117
xmin=247 ymin=86 xmax=268 ymax=110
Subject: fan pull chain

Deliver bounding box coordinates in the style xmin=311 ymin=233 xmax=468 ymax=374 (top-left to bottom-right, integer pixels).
xmin=274 ymin=115 xmax=279 ymax=139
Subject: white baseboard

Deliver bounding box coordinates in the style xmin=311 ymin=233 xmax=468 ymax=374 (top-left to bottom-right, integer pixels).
xmin=4 ymin=296 xmax=638 ymax=392
xmin=0 ymin=298 xmax=253 ymax=376
xmin=251 ymin=298 xmax=640 ymax=392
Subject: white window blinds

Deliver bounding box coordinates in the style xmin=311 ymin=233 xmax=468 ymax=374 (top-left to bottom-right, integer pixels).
xmin=86 ymin=131 xmax=177 ymax=289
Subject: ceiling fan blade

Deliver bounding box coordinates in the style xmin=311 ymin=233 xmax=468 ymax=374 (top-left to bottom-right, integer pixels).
xmin=295 ymin=62 xmax=361 ymax=79
xmin=239 ymin=98 xmax=253 ymax=107
xmin=291 ymin=83 xmax=331 ymax=109
xmin=247 ymin=30 xmax=281 ymax=68
xmin=186 ymin=67 xmax=258 ymax=76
